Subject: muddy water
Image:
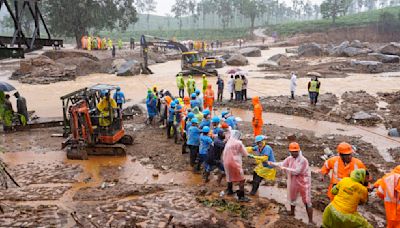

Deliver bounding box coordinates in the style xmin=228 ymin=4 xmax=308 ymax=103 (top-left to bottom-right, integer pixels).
xmin=2 ymin=47 xmax=400 ymax=118
xmin=228 ymin=108 xmax=399 ymax=162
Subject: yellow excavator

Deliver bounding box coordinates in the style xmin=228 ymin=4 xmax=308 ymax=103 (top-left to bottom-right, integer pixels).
xmin=140 ymin=35 xmax=221 ymax=76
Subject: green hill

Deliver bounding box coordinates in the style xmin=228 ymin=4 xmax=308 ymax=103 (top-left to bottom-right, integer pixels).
xmin=267 ymin=6 xmax=400 ymax=36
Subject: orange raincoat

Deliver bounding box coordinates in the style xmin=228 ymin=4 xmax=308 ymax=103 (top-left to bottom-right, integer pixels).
xmin=252 ymin=96 xmax=263 ymax=136
xmin=204 ymin=84 xmax=214 ymax=111
xmin=321 ymin=156 xmax=366 ymax=201
xmin=374 ymin=165 xmax=400 ymax=228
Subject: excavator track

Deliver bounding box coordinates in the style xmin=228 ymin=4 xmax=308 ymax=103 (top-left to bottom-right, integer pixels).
xmin=66 ymin=144 xmax=126 ymax=160
xmin=119 ymin=134 xmax=134 ymax=145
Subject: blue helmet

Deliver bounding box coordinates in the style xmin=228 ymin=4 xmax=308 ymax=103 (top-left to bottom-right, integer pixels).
xmin=203 ymin=109 xmax=211 ymax=116
xmin=255 ymin=135 xmax=266 ymax=143
xmin=191 ymin=118 xmax=199 ymax=124
xmin=221 ymin=111 xmax=229 ymax=117
xmin=170 ymin=102 xmax=176 ymax=108
xmin=187 ymin=112 xmax=195 ymax=119
xmin=176 ymin=104 xmax=182 ymax=111
xmin=191 ymin=93 xmax=197 ymax=99
xmin=174 ymin=98 xmax=179 ymax=104
xmin=195 ymin=89 xmax=201 ymax=95
xmin=211 ymin=116 xmax=220 ymax=123
xmin=116 ymin=86 xmax=121 ymax=91
xmin=202 ymin=126 xmax=210 ymax=133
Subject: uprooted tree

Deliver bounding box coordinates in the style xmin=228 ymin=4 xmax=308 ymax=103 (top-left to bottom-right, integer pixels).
xmin=42 ymin=0 xmax=138 ymax=48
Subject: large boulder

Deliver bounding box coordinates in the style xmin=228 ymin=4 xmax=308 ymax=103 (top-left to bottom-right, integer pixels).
xmin=112 ymin=59 xmax=127 ymax=70
xmin=238 ymin=47 xmax=261 ymax=57
xmin=116 ymin=60 xmax=141 ymax=76
xmin=350 ymin=60 xmax=383 ymax=73
xmin=267 ymin=54 xmax=290 ymax=66
xmin=257 ymin=60 xmax=279 ymax=68
xmin=342 ymin=47 xmax=370 ymax=57
xmin=226 ymin=54 xmax=249 ymax=66
xmin=56 ymin=57 xmax=104 ymax=76
xmin=350 ymin=40 xmax=363 ymax=48
xmin=379 ymin=42 xmax=400 ymax=56
xmin=298 ymin=42 xmax=323 ymax=57
xmin=42 ymin=50 xmax=99 ymax=61
xmin=368 ymin=53 xmax=400 ymax=63
xmin=285 ymin=47 xmax=298 ymax=54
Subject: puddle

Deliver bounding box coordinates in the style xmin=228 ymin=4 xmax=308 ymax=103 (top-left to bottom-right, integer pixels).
xmin=227 ymin=108 xmax=399 ymax=162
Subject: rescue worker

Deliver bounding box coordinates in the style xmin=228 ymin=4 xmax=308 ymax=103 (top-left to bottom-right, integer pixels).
xmin=81 ymin=36 xmax=87 ymax=49
xmin=268 ymin=142 xmax=313 ymax=224
xmin=146 ymin=92 xmax=157 ymax=126
xmin=290 ymin=72 xmax=297 ymax=99
xmin=176 ymin=73 xmax=185 ymax=98
xmin=204 ymin=130 xmax=226 ymax=183
xmin=97 ymin=92 xmax=117 ymax=127
xmin=320 ymin=142 xmax=366 ymax=201
xmin=183 ymin=96 xmax=191 ymax=112
xmin=315 ymin=77 xmax=321 ymax=104
xmin=204 ymin=84 xmax=214 ymax=112
xmin=190 ymin=93 xmax=201 ymax=110
xmin=308 ymin=77 xmax=318 ymax=105
xmin=113 ymin=87 xmax=125 ymax=109
xmin=182 ymin=112 xmax=195 ymax=154
xmin=187 ymin=75 xmax=196 ymax=96
xmin=241 ymin=75 xmax=248 ymax=101
xmin=118 ymin=39 xmax=123 ymax=49
xmin=112 ymin=45 xmax=116 ymax=58
xmin=252 ymin=96 xmax=263 ymax=136
xmin=167 ymin=101 xmax=176 ymax=139
xmin=198 ymin=126 xmax=213 ymax=174
xmin=222 ymin=111 xmax=237 ymax=130
xmin=87 ymin=36 xmax=92 ymax=51
xmin=248 ymin=135 xmax=276 ymax=195
xmin=195 ymin=89 xmax=203 ymax=111
xmin=92 ymin=37 xmax=98 ymax=50
xmin=322 ymin=169 xmax=372 ymax=228
xmin=0 ymin=91 xmax=4 ymax=121
xmin=14 ymin=92 xmax=28 ymax=125
xmin=202 ymin=74 xmax=208 ymax=94
xmin=107 ymin=38 xmax=113 ymax=50
xmin=374 ymin=165 xmax=400 ymax=228
xmin=227 ymin=75 xmax=234 ymax=101
xmin=97 ymin=37 xmax=101 ymax=49
xmin=153 ymin=86 xmax=160 ymax=115
xmin=222 ymin=130 xmax=250 ymax=202
xmin=216 ymin=75 xmax=224 ymax=102
xmin=174 ymin=103 xmax=183 ymax=144
xmin=211 ymin=116 xmax=221 ymax=136
xmin=234 ymin=75 xmax=243 ymax=101
xmin=199 ymin=109 xmax=211 ymax=129
xmin=101 ymin=37 xmax=107 ymax=50
xmin=3 ymin=94 xmax=13 ymax=132
xmin=187 ymin=118 xmax=201 ymax=167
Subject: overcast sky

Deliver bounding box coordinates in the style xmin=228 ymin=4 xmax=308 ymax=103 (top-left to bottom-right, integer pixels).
xmin=154 ymin=0 xmax=323 ymax=16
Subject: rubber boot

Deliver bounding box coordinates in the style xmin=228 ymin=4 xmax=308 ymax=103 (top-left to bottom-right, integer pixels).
xmin=226 ymin=182 xmax=234 ymax=195
xmin=203 ymin=171 xmax=210 ymax=183
xmin=250 ymin=181 xmax=260 ymax=196
xmin=237 ymin=190 xmax=250 ymax=202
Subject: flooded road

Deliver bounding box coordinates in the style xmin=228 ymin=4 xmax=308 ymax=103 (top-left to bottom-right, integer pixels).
xmin=1 ymin=47 xmax=400 ymax=118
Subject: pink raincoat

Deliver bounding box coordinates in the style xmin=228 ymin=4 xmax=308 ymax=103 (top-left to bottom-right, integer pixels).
xmin=273 ymin=151 xmax=312 ymax=206
xmin=223 ymin=131 xmax=248 ymax=182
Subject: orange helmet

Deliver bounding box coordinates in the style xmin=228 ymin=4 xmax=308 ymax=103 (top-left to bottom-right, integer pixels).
xmin=221 ymin=123 xmax=229 ymax=129
xmin=252 ymin=96 xmax=260 ymax=105
xmin=337 ymin=142 xmax=353 ymax=154
xmin=289 ymin=142 xmax=300 ymax=152
xmin=183 ymin=96 xmax=190 ymax=104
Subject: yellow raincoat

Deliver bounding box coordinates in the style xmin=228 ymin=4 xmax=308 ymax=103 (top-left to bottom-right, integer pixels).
xmin=247 ymin=147 xmax=276 ymax=180
xmin=97 ymin=98 xmax=117 ymax=127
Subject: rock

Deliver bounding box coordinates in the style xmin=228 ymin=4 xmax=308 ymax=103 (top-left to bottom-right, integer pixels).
xmin=226 ymin=54 xmax=248 ymax=66
xmin=342 ymin=47 xmax=370 ymax=57
xmin=116 ymin=60 xmax=141 ymax=76
xmin=267 ymin=53 xmax=290 ymax=66
xmin=221 ymin=53 xmax=232 ymax=61
xmin=257 ymin=60 xmax=278 ymax=68
xmin=368 ymin=53 xmax=400 ymax=63
xmin=112 ymin=59 xmax=126 ymax=70
xmin=350 ymin=60 xmax=383 ymax=73
xmin=329 ymin=41 xmax=349 ymax=56
xmin=350 ymin=40 xmax=363 ymax=48
xmin=298 ymin=42 xmax=323 ymax=57
xmin=238 ymin=47 xmax=261 ymax=57
xmin=379 ymin=42 xmax=400 ymax=56
xmin=285 ymin=47 xmax=298 ymax=54
xmin=352 ymin=111 xmax=377 ymax=120
xmin=388 ymin=128 xmax=399 ymax=137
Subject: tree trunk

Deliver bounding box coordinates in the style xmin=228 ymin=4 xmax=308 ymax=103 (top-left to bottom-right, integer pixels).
xmin=179 ymin=17 xmax=182 ymax=33
xmin=147 ymin=14 xmax=150 ymax=32
xmin=250 ymin=15 xmax=256 ymax=35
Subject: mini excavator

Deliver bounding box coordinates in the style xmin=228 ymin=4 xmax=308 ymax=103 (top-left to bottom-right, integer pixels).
xmin=60 ymin=84 xmax=134 ymax=160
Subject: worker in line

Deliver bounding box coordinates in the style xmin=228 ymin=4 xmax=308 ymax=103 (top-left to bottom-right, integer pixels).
xmin=241 ymin=75 xmax=248 ymax=101
xmin=199 ymin=109 xmax=211 ymax=129
xmin=97 ymin=92 xmax=117 ymax=127
xmin=182 ymin=112 xmax=195 ymax=154
xmin=190 ymin=93 xmax=201 ymax=110
xmin=187 ymin=75 xmax=196 ymax=96
xmin=166 ymin=101 xmax=176 ymax=139
xmin=268 ymin=142 xmax=313 ymax=225
xmin=107 ymin=38 xmax=113 ymax=50
xmin=322 ymin=169 xmax=372 ymax=228
xmin=192 ymin=106 xmax=203 ymax=122
xmin=227 ymin=75 xmax=235 ymax=101
xmin=118 ymin=39 xmax=123 ymax=49
xmin=87 ymin=36 xmax=92 ymax=51
xmin=223 ymin=130 xmax=250 ymax=202
xmin=14 ymin=92 xmax=28 ymax=125
xmin=216 ymin=75 xmax=224 ymax=102
xmin=187 ymin=118 xmax=201 ymax=167
xmin=3 ymin=94 xmax=13 ymax=132
xmin=308 ymin=77 xmax=318 ymax=105
xmin=202 ymin=74 xmax=208 ymax=94
xmin=234 ymin=75 xmax=243 ymax=102
xmin=320 ymin=142 xmax=366 ymax=201
xmin=290 ymin=72 xmax=297 ymax=100
xmin=146 ymin=91 xmax=157 ymax=126
xmin=248 ymin=135 xmax=276 ymax=195
xmin=221 ymin=111 xmax=237 ymax=130
xmin=113 ymin=87 xmax=125 ymax=109
xmin=176 ymin=73 xmax=185 ymax=98
xmin=92 ymin=37 xmax=98 ymax=50
xmin=0 ymin=91 xmax=5 ymax=122
xmin=198 ymin=126 xmax=213 ymax=173
xmin=252 ymin=96 xmax=263 ymax=136
xmin=373 ymin=165 xmax=400 ymax=228
xmin=101 ymin=37 xmax=107 ymax=50
xmin=81 ymin=36 xmax=87 ymax=49
xmin=204 ymin=84 xmax=214 ymax=112
xmin=211 ymin=116 xmax=221 ymax=136
xmin=204 ymin=130 xmax=226 ymax=183
xmin=174 ymin=103 xmax=183 ymax=144
xmin=195 ymin=89 xmax=203 ymax=111
xmin=153 ymin=86 xmax=160 ymax=115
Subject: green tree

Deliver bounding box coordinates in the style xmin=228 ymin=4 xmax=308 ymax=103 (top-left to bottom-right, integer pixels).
xmin=215 ymin=0 xmax=234 ymax=30
xmin=172 ymin=0 xmax=189 ymax=33
xmin=320 ymin=0 xmax=340 ymax=23
xmin=43 ymin=0 xmax=138 ymax=47
xmin=136 ymin=0 xmax=157 ymax=32
xmin=238 ymin=0 xmax=266 ymax=33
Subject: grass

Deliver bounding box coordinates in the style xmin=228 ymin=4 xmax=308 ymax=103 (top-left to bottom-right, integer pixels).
xmin=98 ymin=27 xmax=249 ymax=42
xmin=267 ymin=6 xmax=400 ymax=36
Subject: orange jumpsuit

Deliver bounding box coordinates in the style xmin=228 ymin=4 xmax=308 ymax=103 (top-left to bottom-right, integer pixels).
xmin=97 ymin=37 xmax=102 ymax=49
xmin=204 ymin=84 xmax=214 ymax=112
xmin=374 ymin=165 xmax=400 ymax=228
xmin=81 ymin=36 xmax=87 ymax=49
xmin=252 ymin=96 xmax=263 ymax=136
xmin=320 ymin=156 xmax=366 ymax=201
